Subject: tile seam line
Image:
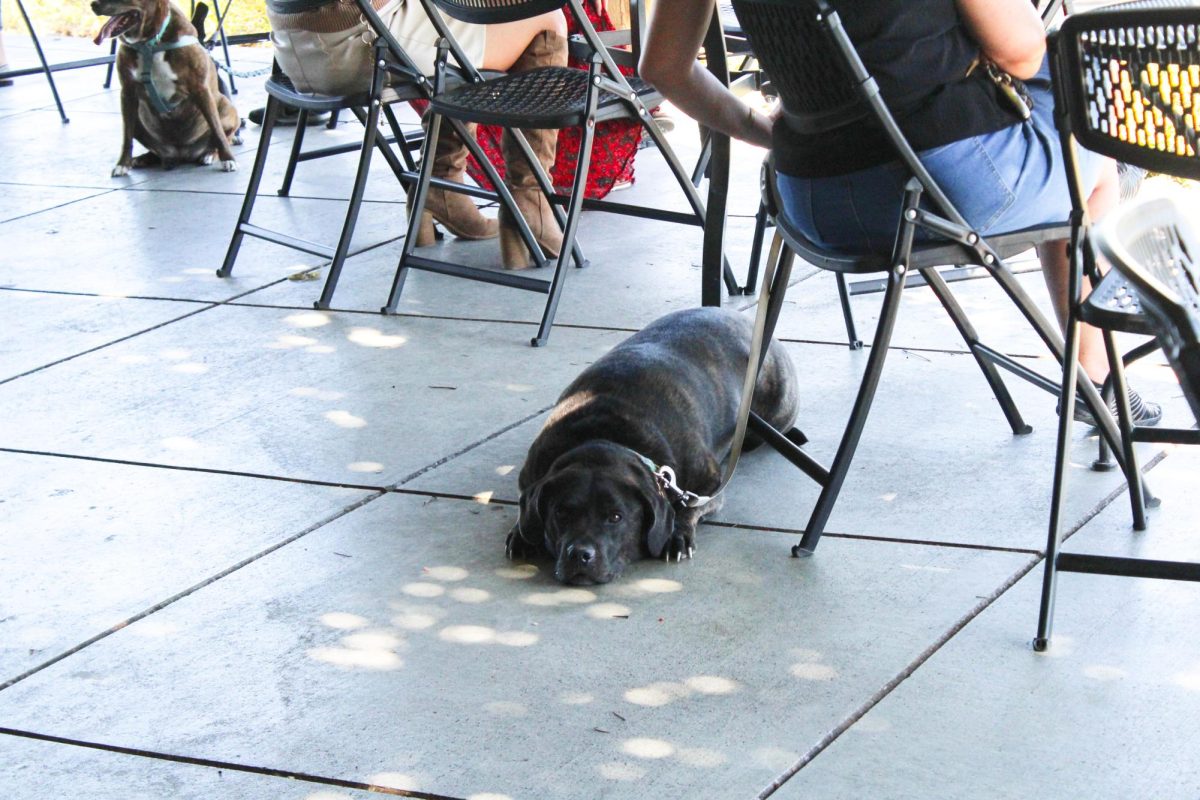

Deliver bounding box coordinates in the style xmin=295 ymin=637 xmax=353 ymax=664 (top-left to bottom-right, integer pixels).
xmin=0 ymin=280 xmax=290 ymax=386
xmin=0 ymin=490 xmax=386 ymax=694
xmin=0 ymin=187 xmax=120 ymax=225
xmin=0 ymin=447 xmax=505 ymax=503
xmin=0 ymin=728 xmax=462 ymax=800
xmin=756 ymin=448 xmax=1167 ymax=799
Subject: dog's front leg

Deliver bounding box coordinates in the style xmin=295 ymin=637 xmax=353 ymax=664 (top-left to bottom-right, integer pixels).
xmin=194 ymin=78 xmax=237 ymax=172
xmin=113 ymin=82 xmax=138 ymax=177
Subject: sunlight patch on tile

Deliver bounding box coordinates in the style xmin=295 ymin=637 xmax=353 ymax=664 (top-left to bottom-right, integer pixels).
xmin=367 ymin=773 xmax=418 ymax=791
xmin=320 ymin=612 xmax=370 ymax=630
xmin=468 ymin=793 xmax=514 ymax=800
xmin=424 ymin=566 xmax=470 ymax=582
xmin=474 ymin=491 xmax=494 ymax=504
xmin=347 ymin=461 xmax=385 ymax=473
xmin=596 ymin=762 xmax=646 ymax=781
xmin=401 ymin=582 xmax=445 ymax=598
xmin=341 ymin=631 xmax=404 ymax=651
xmin=285 ymin=311 xmax=331 ymax=328
xmin=495 ymin=465 xmax=515 ymax=476
xmin=559 ymin=691 xmax=594 ymax=705
xmin=684 ymin=675 xmax=739 ymax=695
xmin=522 ymin=588 xmax=597 ymax=606
xmin=586 ymin=602 xmax=630 ymax=619
xmin=1172 ymin=670 xmax=1200 ymax=691
xmin=495 ymin=564 xmax=538 ymax=580
xmin=390 ymin=610 xmax=440 ymax=630
xmin=450 ymin=587 xmax=490 ymax=603
xmin=324 ymin=410 xmax=367 ymax=429
xmin=290 ymin=386 xmax=346 ymax=401
xmin=270 ymin=334 xmax=319 ymax=350
xmin=621 ymin=737 xmax=674 ymax=759
xmin=790 ymin=662 xmax=838 ymax=681
xmin=348 ymin=327 xmax=407 ymax=348
xmin=307 ymin=646 xmax=403 ymax=670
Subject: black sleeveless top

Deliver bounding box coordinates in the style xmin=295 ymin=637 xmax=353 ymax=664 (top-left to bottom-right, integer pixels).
xmin=771 ymin=0 xmax=1026 ymax=177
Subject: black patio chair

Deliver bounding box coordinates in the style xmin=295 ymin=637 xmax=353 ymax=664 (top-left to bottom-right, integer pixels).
xmin=384 ymin=0 xmax=740 ymax=346
xmin=1033 ymin=0 xmax=1200 ymax=650
xmin=218 ymin=55 xmax=424 ymax=308
xmin=722 ymin=0 xmax=1137 ymax=557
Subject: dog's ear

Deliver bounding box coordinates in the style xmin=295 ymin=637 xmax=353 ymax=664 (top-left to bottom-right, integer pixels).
xmin=638 ymin=469 xmax=676 ymax=559
xmin=516 ymin=477 xmax=547 ymax=551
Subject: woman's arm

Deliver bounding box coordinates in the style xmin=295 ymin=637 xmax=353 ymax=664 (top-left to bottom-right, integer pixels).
xmin=955 ymin=0 xmax=1046 ymax=79
xmin=638 ymin=0 xmax=773 ymax=148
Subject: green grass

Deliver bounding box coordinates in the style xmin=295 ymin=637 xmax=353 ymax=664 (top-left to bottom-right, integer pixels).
xmin=2 ymin=0 xmax=270 ymax=40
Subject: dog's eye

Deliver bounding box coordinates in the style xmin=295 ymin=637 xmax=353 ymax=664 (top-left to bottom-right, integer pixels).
xmin=606 ymin=512 xmax=622 ymax=524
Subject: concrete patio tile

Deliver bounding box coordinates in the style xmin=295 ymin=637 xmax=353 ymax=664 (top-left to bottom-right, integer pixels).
xmin=0 ymin=184 xmax=112 ymax=224
xmin=0 ymin=306 xmax=625 ymax=485
xmin=772 ymin=448 xmax=1200 ymax=800
xmin=0 ymin=451 xmax=369 ymax=682
xmin=0 ymin=189 xmax=403 ymax=299
xmin=0 ymin=291 xmax=203 ymax=381
xmin=0 ymin=107 xmax=158 ymax=188
xmin=238 ymin=210 xmax=765 ymax=333
xmin=0 ymin=491 xmax=1034 ymax=800
xmin=403 ymin=339 xmax=1182 ymax=552
xmin=1 ymin=733 xmax=381 ymax=800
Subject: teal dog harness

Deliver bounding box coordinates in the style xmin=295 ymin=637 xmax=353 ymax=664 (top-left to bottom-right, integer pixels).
xmin=122 ymin=14 xmax=201 ymax=114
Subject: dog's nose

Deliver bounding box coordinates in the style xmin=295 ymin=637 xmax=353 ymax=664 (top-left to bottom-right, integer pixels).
xmin=568 ymin=543 xmax=596 ymax=567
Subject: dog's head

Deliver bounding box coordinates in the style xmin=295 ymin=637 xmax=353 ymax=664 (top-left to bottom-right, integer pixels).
xmin=91 ymin=0 xmax=159 ymax=45
xmin=516 ymin=442 xmax=675 ymax=585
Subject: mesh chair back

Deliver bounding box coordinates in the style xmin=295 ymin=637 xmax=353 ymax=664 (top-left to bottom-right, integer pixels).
xmin=1055 ymin=0 xmax=1200 ymax=179
xmin=1098 ymin=196 xmax=1200 ymax=420
xmin=730 ymin=0 xmax=865 ymax=133
xmin=430 ymin=0 xmax=566 ymax=24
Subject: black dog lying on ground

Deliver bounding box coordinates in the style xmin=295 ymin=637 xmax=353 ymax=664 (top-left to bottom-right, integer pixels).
xmin=508 ymin=307 xmax=800 ymax=584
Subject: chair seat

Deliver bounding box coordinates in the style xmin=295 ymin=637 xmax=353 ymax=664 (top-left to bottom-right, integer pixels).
xmin=1080 ymin=268 xmax=1156 ymax=335
xmin=430 ymin=66 xmax=657 ymax=129
xmin=775 ymin=201 xmax=1070 ymax=275
xmin=265 ymin=73 xmax=420 ymax=111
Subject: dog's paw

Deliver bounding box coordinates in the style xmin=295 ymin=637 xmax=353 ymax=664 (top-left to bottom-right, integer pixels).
xmin=661 ymin=531 xmax=695 ymax=564
xmin=200 ymin=152 xmax=215 ymax=166
xmin=220 ymin=159 xmax=238 ymax=173
xmin=111 ymin=163 xmax=130 ymax=178
xmin=505 ymin=525 xmax=538 ymax=561
xmin=231 ymin=131 xmax=244 ymax=146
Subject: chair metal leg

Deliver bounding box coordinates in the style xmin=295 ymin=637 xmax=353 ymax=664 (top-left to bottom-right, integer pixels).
xmin=1093 ymin=338 xmax=1160 ymax=470
xmin=315 ymin=97 xmax=383 ymax=310
xmin=383 ymin=109 xmax=443 ymax=315
xmin=1033 ymin=302 xmax=1085 ymax=651
xmin=1102 ymin=329 xmax=1150 ymax=529
xmin=104 ymin=39 xmax=116 ymax=89
xmin=744 ymin=200 xmax=768 ymax=296
xmin=219 ymin=96 xmax=280 ymax=277
xmin=834 ymin=273 xmax=863 ymax=350
xmin=16 ymin=0 xmax=69 ymax=123
xmin=531 ymin=103 xmax=598 ymax=347
xmin=794 ymin=261 xmax=907 ymax=557
xmin=278 ymin=108 xmax=309 ymax=197
xmin=922 ymin=266 xmax=1031 ymax=435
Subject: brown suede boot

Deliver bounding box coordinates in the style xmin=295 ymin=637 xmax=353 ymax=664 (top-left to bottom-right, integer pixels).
xmin=499 ymin=29 xmax=568 ymax=270
xmin=414 ymin=120 xmax=498 ymax=246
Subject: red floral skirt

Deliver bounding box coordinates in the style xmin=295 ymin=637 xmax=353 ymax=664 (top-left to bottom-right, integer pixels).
xmin=410 ymin=4 xmax=643 ymax=200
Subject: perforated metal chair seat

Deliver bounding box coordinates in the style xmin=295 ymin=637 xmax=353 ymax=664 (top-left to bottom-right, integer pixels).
xmin=1080 ymin=269 xmax=1156 ymax=335
xmin=429 ymin=66 xmax=659 ymax=129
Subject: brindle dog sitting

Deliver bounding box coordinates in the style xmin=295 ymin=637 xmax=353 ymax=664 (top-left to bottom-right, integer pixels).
xmin=509 ymin=307 xmax=801 ymax=585
xmin=93 ymin=0 xmax=241 ymax=175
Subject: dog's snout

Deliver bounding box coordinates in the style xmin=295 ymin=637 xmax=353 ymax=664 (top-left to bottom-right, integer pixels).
xmin=568 ymin=543 xmax=596 ymax=567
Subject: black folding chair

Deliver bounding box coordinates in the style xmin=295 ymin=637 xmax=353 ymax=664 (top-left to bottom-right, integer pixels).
xmin=1034 ymin=0 xmax=1200 ymax=650
xmin=724 ymin=0 xmax=1136 ymax=557
xmin=218 ymin=56 xmax=424 ymax=308
xmin=385 ymin=0 xmax=740 ymax=346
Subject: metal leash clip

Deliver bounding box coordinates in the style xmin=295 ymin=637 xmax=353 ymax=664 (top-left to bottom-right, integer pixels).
xmin=654 ymin=465 xmax=711 ymax=509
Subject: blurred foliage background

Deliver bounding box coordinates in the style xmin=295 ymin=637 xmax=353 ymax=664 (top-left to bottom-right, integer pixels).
xmin=1 ymin=0 xmax=271 ymax=39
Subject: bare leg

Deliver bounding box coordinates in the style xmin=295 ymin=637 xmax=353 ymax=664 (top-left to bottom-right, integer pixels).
xmin=480 ymin=11 xmax=567 ymax=71
xmin=1036 ymin=157 xmax=1120 ymax=383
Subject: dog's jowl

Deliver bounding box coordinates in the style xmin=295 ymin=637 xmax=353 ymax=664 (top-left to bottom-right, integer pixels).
xmin=510 ymin=307 xmax=800 ymax=585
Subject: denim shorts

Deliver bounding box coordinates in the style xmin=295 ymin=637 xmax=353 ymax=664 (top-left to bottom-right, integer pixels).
xmin=775 ymin=59 xmax=1105 ymax=253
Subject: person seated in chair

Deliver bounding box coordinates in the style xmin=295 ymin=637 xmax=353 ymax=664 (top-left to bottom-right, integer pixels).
xmin=639 ymin=0 xmax=1160 ymax=426
xmin=265 ymin=0 xmax=568 ymax=269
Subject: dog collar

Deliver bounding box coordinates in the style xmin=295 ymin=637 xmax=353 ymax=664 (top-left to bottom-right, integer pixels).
xmin=627 ymin=448 xmax=713 ymax=510
xmin=122 ymin=15 xmax=201 ymax=115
